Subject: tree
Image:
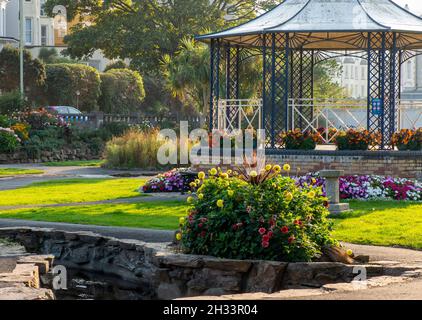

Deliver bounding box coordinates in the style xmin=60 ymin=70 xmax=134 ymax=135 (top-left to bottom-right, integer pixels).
xmin=0 ymin=46 xmax=46 ymax=103
xmin=99 ymin=68 xmax=145 ymax=114
xmin=45 ymin=64 xmax=101 ymax=112
xmin=38 ymin=47 xmax=76 ymax=64
xmin=313 ymin=60 xmax=346 ymax=100
xmin=44 ymin=0 xmax=268 ymax=73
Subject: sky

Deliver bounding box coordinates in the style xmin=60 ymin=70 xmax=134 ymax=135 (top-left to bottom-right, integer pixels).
xmin=393 ymin=0 xmax=422 ymax=14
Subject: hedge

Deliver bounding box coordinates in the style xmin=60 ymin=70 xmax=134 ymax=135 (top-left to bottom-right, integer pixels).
xmin=45 ymin=64 xmax=101 ymax=112
xmin=98 ymin=68 xmax=145 ymax=114
xmin=0 ymin=91 xmax=26 ymax=115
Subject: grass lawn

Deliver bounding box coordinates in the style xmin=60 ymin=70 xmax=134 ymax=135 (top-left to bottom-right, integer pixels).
xmin=0 ymin=168 xmax=44 ymax=177
xmin=0 ymin=178 xmax=147 ymax=206
xmin=332 ymin=200 xmax=422 ymax=249
xmin=42 ymin=160 xmax=104 ymax=167
xmin=0 ymin=202 xmax=186 ymax=230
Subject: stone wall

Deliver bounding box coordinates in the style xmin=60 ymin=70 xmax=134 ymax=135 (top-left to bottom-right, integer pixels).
xmin=0 ymin=147 xmax=101 ymax=164
xmin=0 ymin=228 xmax=384 ymax=299
xmin=193 ymin=150 xmax=422 ymax=179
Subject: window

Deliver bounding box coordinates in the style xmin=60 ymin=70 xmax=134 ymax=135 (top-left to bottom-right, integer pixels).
xmin=25 ymin=18 xmax=33 ymax=45
xmin=355 ymin=66 xmax=359 ymax=80
xmin=1 ymin=8 xmax=5 ymax=37
xmin=41 ymin=25 xmax=47 ymax=46
xmin=351 ymin=65 xmax=354 ymax=79
xmin=361 ymin=67 xmax=365 ymax=80
xmin=40 ymin=0 xmax=46 ymax=16
xmin=345 ymin=66 xmax=349 ymax=79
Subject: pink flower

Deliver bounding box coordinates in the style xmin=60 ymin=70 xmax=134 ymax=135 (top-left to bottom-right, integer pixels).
xmin=267 ymin=231 xmax=274 ymax=238
xmin=262 ymin=241 xmax=270 ymax=248
xmin=288 ymin=236 xmax=296 ymax=244
xmin=198 ymin=223 xmax=203 ymax=228
xmin=258 ymin=228 xmax=266 ymax=235
xmin=262 ymin=235 xmax=270 ymax=242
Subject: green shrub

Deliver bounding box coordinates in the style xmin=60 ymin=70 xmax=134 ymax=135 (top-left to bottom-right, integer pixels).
xmin=98 ymin=69 xmax=145 ymax=114
xmin=0 ymin=91 xmax=26 ymax=115
xmin=104 ymin=60 xmax=128 ymax=72
xmin=0 ymin=46 xmax=46 ymax=103
xmin=45 ymin=64 xmax=101 ymax=112
xmin=180 ymin=167 xmax=336 ymax=262
xmin=18 ymin=109 xmax=63 ymax=130
xmin=0 ymin=128 xmax=20 ymax=153
xmin=97 ymin=122 xmax=131 ymax=141
xmin=0 ymin=115 xmax=11 ymax=127
xmin=103 ymin=128 xmax=163 ymax=169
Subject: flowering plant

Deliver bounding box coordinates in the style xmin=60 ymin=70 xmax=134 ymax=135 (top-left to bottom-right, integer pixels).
xmin=0 ymin=127 xmax=21 ymax=153
xmin=296 ymin=173 xmax=422 ymax=201
xmin=335 ymin=129 xmax=380 ymax=150
xmin=141 ymin=168 xmax=197 ymax=193
xmin=180 ymin=166 xmax=336 ymax=262
xmin=279 ymin=129 xmax=321 ymax=150
xmin=16 ymin=108 xmax=67 ymax=130
xmin=10 ymin=123 xmax=30 ymax=141
xmin=392 ymin=129 xmax=422 ymax=151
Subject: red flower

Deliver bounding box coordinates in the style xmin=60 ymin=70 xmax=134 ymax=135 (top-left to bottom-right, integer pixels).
xmin=198 ymin=223 xmax=203 ymax=228
xmin=232 ymin=224 xmax=238 ymax=231
xmin=262 ymin=235 xmax=270 ymax=242
xmin=262 ymin=241 xmax=270 ymax=248
xmin=288 ymin=236 xmax=296 ymax=244
xmin=281 ymin=226 xmax=289 ymax=234
xmin=267 ymin=231 xmax=274 ymax=238
xmin=258 ymin=228 xmax=266 ymax=235
xmin=200 ymin=231 xmax=206 ymax=238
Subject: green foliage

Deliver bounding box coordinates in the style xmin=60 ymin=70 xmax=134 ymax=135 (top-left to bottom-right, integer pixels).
xmin=45 ymin=64 xmax=101 ymax=112
xmin=97 ymin=122 xmax=131 ymax=141
xmin=181 ymin=169 xmax=336 ymax=262
xmin=104 ymin=60 xmax=128 ymax=72
xmin=314 ymin=60 xmax=346 ymax=99
xmin=44 ymin=0 xmax=261 ymax=73
xmin=0 ymin=128 xmax=20 ymax=153
xmin=0 ymin=91 xmax=26 ymax=115
xmin=0 ymin=46 xmax=46 ymax=103
xmin=0 ymin=115 xmax=11 ymax=127
xmin=336 ymin=129 xmax=380 ymax=151
xmin=98 ymin=68 xmax=145 ymax=114
xmin=38 ymin=47 xmax=76 ymax=64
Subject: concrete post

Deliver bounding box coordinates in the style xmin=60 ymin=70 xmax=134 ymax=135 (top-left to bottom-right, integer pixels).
xmin=320 ymin=170 xmax=350 ymax=215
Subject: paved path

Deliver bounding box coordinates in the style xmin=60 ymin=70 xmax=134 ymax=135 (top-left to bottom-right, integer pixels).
xmin=0 ymin=163 xmax=159 ymax=191
xmin=0 ymin=219 xmax=174 ymax=243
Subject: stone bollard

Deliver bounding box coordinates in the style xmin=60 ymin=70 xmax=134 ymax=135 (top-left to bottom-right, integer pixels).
xmin=319 ymin=170 xmax=350 ymax=215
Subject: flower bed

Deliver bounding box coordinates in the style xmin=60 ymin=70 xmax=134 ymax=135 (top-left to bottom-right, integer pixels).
xmin=297 ymin=174 xmax=422 ymax=201
xmin=141 ymin=168 xmax=198 ymax=193
xmin=335 ymin=129 xmax=380 ymax=150
xmin=279 ymin=129 xmax=321 ymax=150
xmin=179 ymin=166 xmax=336 ymax=262
xmin=392 ymin=129 xmax=422 ymax=151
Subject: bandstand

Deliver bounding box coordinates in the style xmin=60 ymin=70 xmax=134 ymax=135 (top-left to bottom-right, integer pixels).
xmin=196 ymin=0 xmax=422 ymax=150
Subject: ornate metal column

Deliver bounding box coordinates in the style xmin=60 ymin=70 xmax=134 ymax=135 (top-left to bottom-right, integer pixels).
xmin=367 ymin=32 xmax=400 ymax=150
xmin=209 ymin=39 xmax=221 ymax=130
xmin=290 ymin=49 xmax=314 ymax=129
xmin=262 ymin=33 xmax=290 ymax=148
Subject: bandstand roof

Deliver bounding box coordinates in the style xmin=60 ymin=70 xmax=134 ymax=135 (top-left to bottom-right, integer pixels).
xmin=196 ymin=0 xmax=422 ymax=50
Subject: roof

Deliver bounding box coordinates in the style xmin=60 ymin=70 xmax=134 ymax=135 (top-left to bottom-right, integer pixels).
xmin=197 ymin=0 xmax=422 ymax=50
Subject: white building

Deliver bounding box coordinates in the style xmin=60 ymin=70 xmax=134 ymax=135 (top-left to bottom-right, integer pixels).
xmin=0 ymin=0 xmax=7 ymax=38
xmin=335 ymin=57 xmax=368 ymax=99
xmin=2 ymin=0 xmax=113 ymax=71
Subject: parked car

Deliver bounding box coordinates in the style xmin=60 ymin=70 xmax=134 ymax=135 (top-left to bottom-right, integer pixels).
xmin=46 ymin=106 xmax=83 ymax=116
xmin=46 ymin=106 xmax=88 ymax=123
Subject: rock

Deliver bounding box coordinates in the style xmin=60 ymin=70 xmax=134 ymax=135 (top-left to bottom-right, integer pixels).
xmin=186 ymin=268 xmax=242 ymax=293
xmin=245 ymin=261 xmax=287 ymax=293
xmin=68 ymin=247 xmax=91 ymax=264
xmin=156 ymin=254 xmax=204 ymax=268
xmin=354 ymin=255 xmax=370 ymax=264
xmin=203 ymin=257 xmax=252 ymax=273
xmin=322 ymin=246 xmax=356 ymax=264
xmin=203 ymin=288 xmax=232 ymax=296
xmin=157 ymin=283 xmax=183 ymax=300
xmin=0 ymin=286 xmax=54 ymax=300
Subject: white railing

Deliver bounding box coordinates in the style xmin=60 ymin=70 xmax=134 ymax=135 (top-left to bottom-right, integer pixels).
xmin=216 ymin=98 xmax=422 ymax=144
xmin=217 ymin=99 xmax=262 ymax=132
xmin=289 ymin=98 xmax=422 ymax=144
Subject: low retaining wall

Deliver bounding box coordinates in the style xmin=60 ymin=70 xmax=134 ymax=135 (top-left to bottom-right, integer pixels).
xmin=0 ymin=148 xmax=101 ymax=164
xmin=266 ymin=150 xmax=422 ymax=179
xmin=193 ymin=150 xmax=422 ymax=179
xmin=0 ymin=228 xmax=383 ymax=299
